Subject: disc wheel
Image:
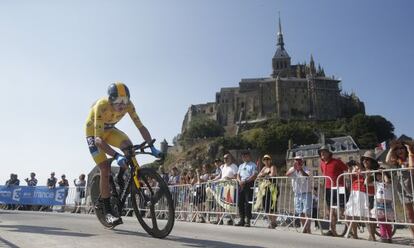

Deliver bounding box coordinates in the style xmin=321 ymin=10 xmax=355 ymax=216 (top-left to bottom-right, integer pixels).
xmin=131 ymin=168 xmax=175 ymax=238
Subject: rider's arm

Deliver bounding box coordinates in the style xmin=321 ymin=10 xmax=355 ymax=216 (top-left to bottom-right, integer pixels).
xmin=138 ymin=125 xmax=152 ymax=144
xmin=127 ymin=102 xmax=153 ymax=144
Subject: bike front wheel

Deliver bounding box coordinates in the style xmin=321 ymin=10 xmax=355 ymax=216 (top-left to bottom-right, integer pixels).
xmin=131 ymin=168 xmax=175 ymax=238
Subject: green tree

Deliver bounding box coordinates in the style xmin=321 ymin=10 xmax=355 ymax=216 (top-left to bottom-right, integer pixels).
xmin=347 ymin=114 xmax=395 ymax=148
xmin=256 ymin=122 xmax=318 ymax=153
xmin=183 ymin=117 xmax=225 ymax=139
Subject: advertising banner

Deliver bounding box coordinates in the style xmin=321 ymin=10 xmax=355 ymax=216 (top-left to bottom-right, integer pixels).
xmin=0 ymin=186 xmax=68 ymax=205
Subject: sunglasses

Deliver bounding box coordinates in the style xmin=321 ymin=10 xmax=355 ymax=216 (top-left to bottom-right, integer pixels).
xmin=113 ymin=96 xmax=129 ymax=105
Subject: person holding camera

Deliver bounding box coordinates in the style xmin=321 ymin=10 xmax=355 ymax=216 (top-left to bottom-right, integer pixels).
xmin=286 ymin=155 xmax=312 ymax=233
xmin=25 ymin=172 xmax=38 ymax=187
xmin=72 ymin=174 xmax=86 ymax=213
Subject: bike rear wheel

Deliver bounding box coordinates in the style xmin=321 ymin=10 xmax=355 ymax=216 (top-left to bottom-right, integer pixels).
xmin=131 ymin=168 xmax=175 ymax=238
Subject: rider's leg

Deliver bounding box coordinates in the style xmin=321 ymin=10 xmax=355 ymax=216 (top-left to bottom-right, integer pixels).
xmin=118 ymin=139 xmax=133 ymax=183
xmin=98 ymin=160 xmax=112 ymax=199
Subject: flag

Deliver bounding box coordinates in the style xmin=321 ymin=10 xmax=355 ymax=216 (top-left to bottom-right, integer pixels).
xmin=377 ymin=141 xmax=387 ymax=150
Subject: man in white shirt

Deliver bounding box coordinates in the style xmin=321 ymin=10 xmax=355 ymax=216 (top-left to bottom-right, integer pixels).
xmin=214 ymin=154 xmax=238 ymax=181
xmin=211 ymin=154 xmax=239 ymax=225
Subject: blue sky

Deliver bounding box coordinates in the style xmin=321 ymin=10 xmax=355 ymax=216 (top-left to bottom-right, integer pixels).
xmin=0 ymin=0 xmax=413 ymax=185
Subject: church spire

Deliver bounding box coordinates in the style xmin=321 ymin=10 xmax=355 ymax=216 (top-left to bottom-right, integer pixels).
xmin=272 ymin=12 xmax=291 ymax=78
xmin=277 ymin=12 xmax=285 ymax=50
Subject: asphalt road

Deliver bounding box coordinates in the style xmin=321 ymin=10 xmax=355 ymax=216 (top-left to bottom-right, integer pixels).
xmin=0 ymin=210 xmax=411 ymax=248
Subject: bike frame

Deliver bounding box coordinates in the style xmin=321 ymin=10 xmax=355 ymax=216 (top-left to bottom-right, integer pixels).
xmin=111 ymin=142 xmax=155 ymax=214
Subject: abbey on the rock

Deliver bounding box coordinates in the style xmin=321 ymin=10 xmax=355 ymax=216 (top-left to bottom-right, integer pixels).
xmin=182 ymin=16 xmax=365 ymax=135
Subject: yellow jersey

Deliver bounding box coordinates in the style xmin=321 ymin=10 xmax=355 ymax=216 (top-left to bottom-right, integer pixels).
xmin=85 ymin=97 xmax=143 ymax=137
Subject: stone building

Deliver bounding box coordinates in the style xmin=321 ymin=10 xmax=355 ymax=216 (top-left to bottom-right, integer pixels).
xmin=182 ymin=16 xmax=365 ymax=135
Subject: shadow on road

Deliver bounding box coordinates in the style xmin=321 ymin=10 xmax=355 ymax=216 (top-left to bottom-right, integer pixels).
xmin=391 ymin=237 xmax=414 ymax=246
xmin=113 ymin=229 xmax=265 ymax=248
xmin=0 ymin=224 xmax=95 ymax=238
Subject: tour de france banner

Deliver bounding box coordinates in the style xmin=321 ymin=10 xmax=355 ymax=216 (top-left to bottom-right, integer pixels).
xmin=0 ymin=186 xmax=68 ymax=205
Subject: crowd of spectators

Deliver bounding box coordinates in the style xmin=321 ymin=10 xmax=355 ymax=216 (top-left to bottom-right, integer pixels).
xmin=150 ymin=140 xmax=413 ymax=244
xmin=2 ymin=139 xmax=413 ymax=243
xmin=2 ymin=172 xmax=86 ymax=213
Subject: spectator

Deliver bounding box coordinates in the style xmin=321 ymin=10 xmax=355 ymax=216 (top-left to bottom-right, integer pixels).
xmin=159 ymin=166 xmax=169 ymax=183
xmin=178 ymin=170 xmax=190 ymax=221
xmin=211 ymin=159 xmax=223 ymax=180
xmin=25 ymin=172 xmax=38 ymax=187
xmin=47 ymin=172 xmax=57 ymax=189
xmin=5 ymin=174 xmax=19 ymax=210
xmin=198 ymin=164 xmax=210 ymax=183
xmin=385 ymin=140 xmax=414 ymax=237
xmin=215 ymin=154 xmax=238 ymax=181
xmin=23 ymin=172 xmax=38 ymax=211
xmin=188 ymin=169 xmax=196 ymax=185
xmin=58 ymin=174 xmax=69 ymax=187
xmin=6 ymin=173 xmax=20 ymax=186
xmin=255 ymin=154 xmax=278 ymax=229
xmin=235 ymin=150 xmax=258 ymax=227
xmin=168 ymin=167 xmax=180 ymax=185
xmin=72 ymin=174 xmax=86 ymax=213
xmin=40 ymin=172 xmax=57 ymax=211
xmin=193 ymin=164 xmax=210 ymax=223
xmin=361 ymin=151 xmax=380 ymax=241
xmin=286 ymin=155 xmax=312 ymax=233
xmin=369 ymin=169 xmax=394 ymax=243
xmin=211 ymin=154 xmax=238 ymax=225
xmin=179 ymin=171 xmax=189 ymax=184
xmin=58 ymin=174 xmax=69 ymax=212
xmin=344 ymin=160 xmax=370 ymax=239
xmin=319 ymin=145 xmax=348 ymax=236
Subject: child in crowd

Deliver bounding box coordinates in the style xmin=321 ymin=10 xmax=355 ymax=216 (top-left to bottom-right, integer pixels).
xmin=344 ymin=160 xmax=370 ymax=239
xmin=370 ymin=169 xmax=394 ymax=243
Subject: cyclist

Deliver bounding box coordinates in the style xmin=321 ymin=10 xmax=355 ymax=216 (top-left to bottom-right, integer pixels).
xmin=85 ymin=82 xmax=161 ymax=225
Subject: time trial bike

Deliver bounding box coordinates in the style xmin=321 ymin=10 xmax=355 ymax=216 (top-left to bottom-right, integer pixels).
xmin=90 ymin=139 xmax=175 ymax=238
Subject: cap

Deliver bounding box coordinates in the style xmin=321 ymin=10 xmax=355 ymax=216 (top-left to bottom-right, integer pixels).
xmin=294 ymin=155 xmax=303 ymax=160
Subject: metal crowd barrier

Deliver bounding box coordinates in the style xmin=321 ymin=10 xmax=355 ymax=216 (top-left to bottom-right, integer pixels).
xmin=251 ymin=176 xmax=333 ymax=231
xmin=3 ymin=168 xmax=414 ymax=238
xmin=337 ymin=168 xmax=414 ymax=228
xmin=165 ymin=180 xmax=239 ymax=223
